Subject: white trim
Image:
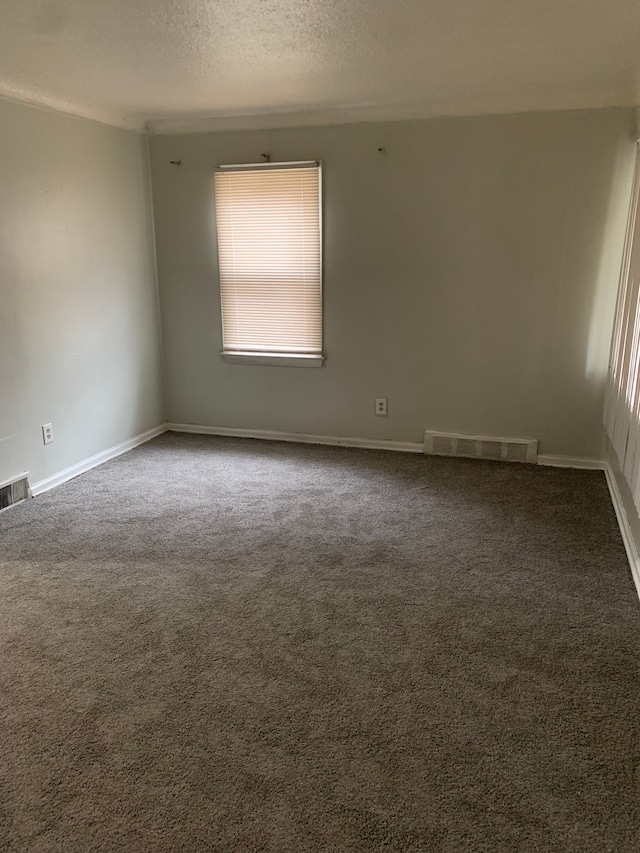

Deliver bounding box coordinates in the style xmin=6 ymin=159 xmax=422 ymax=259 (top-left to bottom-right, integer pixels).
xmin=0 ymin=88 xmax=143 ymax=132
xmin=169 ymin=427 xmax=613 ymax=464
xmin=221 ymin=352 xmax=324 ymax=368
xmin=31 ymin=425 xmax=166 ymax=496
xmin=166 ymin=423 xmax=423 ymax=454
xmin=604 ymin=462 xmax=640 ymax=601
xmin=1 ymin=82 xmax=638 ymax=137
xmin=217 ymin=160 xmax=319 ymax=171
xmin=537 ymin=454 xmax=606 ymax=470
xmin=144 ymin=85 xmax=640 ymax=135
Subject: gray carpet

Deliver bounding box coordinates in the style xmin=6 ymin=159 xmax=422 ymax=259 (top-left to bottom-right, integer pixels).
xmin=1 ymin=432 xmax=639 ymax=852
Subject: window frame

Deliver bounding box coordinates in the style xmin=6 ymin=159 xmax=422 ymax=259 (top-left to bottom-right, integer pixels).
xmin=213 ymin=159 xmax=324 ymax=368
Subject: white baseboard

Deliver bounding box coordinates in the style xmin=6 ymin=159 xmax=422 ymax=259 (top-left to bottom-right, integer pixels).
xmin=166 ymin=423 xmax=424 ymax=454
xmin=603 ymin=462 xmax=640 ymax=601
xmin=31 ymin=424 xmax=167 ymax=496
xmin=537 ymin=454 xmax=606 ymax=470
xmin=168 ymin=427 xmax=609 ymax=466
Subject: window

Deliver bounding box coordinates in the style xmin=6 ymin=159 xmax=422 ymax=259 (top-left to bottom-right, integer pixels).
xmin=605 ymin=142 xmax=640 ymax=508
xmin=213 ymin=160 xmax=323 ymax=367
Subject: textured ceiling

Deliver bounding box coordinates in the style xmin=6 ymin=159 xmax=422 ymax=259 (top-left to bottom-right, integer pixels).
xmin=1 ymin=0 xmax=640 ymax=132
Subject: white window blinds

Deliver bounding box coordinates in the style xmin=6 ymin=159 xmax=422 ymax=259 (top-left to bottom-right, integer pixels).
xmin=605 ymin=144 xmax=640 ymax=510
xmin=213 ymin=161 xmax=322 ymax=356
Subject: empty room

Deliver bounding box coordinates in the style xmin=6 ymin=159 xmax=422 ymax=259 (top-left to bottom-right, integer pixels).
xmin=2 ymin=1 xmax=640 ymax=850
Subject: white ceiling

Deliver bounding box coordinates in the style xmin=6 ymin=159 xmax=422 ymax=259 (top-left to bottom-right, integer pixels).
xmin=1 ymin=0 xmax=640 ymax=133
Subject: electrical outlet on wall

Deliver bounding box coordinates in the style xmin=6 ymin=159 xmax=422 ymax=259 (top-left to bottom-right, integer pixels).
xmin=42 ymin=423 xmax=53 ymax=445
xmin=375 ymin=398 xmax=387 ymax=416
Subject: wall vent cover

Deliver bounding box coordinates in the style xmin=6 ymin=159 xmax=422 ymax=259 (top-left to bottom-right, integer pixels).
xmin=0 ymin=473 xmax=30 ymax=513
xmin=424 ymin=431 xmax=538 ymax=464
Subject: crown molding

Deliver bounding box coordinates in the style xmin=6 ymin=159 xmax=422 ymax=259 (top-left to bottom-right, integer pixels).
xmin=145 ymin=84 xmax=640 ymax=135
xmin=1 ymin=80 xmax=639 ymax=137
xmin=0 ymin=85 xmax=145 ymax=132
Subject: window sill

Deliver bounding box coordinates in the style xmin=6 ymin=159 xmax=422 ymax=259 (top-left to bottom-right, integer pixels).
xmin=221 ymin=351 xmax=324 ymax=368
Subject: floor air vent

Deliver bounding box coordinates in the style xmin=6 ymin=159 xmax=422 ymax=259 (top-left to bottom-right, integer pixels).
xmin=424 ymin=431 xmax=538 ymax=464
xmin=0 ymin=474 xmax=30 ymax=513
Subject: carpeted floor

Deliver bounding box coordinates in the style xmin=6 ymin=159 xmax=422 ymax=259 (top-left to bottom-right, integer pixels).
xmin=0 ymin=432 xmax=639 ymax=852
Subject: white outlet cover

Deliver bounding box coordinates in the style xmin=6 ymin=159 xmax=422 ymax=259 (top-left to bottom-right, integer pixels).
xmin=42 ymin=423 xmax=54 ymax=445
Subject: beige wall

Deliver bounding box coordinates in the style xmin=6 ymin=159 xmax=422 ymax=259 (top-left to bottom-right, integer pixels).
xmin=150 ymin=109 xmax=636 ymax=457
xmin=0 ymin=98 xmax=164 ymax=487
